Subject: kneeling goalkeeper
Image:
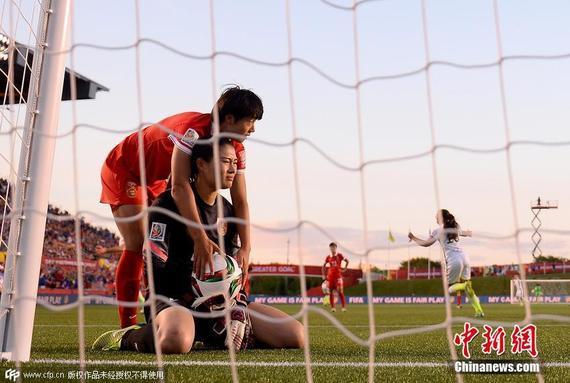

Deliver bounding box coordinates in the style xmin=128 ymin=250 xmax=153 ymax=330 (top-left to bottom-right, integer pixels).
xmin=92 ymin=139 xmax=304 ymax=354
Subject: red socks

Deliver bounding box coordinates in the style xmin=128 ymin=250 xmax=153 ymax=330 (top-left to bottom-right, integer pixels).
xmin=339 ymin=292 xmax=346 ymax=308
xmin=330 ymin=292 xmax=347 ymax=309
xmin=116 ymin=249 xmax=143 ymax=328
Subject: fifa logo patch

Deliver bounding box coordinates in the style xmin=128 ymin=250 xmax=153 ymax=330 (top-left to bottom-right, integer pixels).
xmin=126 ymin=181 xmax=137 ymax=198
xmin=149 ymin=222 xmax=166 ymax=242
xmin=181 ymin=129 xmax=199 ymax=148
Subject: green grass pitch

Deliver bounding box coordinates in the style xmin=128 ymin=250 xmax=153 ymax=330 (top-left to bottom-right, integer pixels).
xmin=3 ymin=303 xmax=569 ymax=382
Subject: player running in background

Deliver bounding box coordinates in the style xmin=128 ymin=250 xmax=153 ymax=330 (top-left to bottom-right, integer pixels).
xmin=531 ymin=283 xmax=543 ymax=303
xmin=322 ymin=242 xmax=348 ymax=312
xmin=92 ymin=140 xmax=303 ymax=353
xmin=512 ymin=274 xmax=525 ymax=305
xmin=408 ymin=209 xmax=485 ymax=318
xmin=100 ymin=86 xmax=263 ymax=327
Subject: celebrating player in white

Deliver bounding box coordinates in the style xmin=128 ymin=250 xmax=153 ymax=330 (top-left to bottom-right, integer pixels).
xmin=408 ymin=209 xmax=484 ymax=317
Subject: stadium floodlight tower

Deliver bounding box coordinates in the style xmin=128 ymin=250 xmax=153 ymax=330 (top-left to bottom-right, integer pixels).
xmin=0 ymin=0 xmax=106 ymax=362
xmin=530 ymin=197 xmax=558 ymax=260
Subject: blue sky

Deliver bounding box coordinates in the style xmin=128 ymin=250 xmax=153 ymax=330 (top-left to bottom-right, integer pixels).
xmin=1 ymin=0 xmax=569 ymax=268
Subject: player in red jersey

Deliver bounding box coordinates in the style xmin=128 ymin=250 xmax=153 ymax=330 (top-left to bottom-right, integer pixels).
xmin=322 ymin=242 xmax=349 ymax=312
xmin=100 ymin=86 xmax=263 ymax=327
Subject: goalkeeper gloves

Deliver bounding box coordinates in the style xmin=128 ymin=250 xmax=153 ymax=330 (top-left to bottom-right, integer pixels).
xmin=225 ymin=290 xmax=253 ymax=350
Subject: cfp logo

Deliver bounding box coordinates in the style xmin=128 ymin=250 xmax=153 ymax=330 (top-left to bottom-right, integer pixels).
xmin=4 ymin=368 xmax=20 ymax=382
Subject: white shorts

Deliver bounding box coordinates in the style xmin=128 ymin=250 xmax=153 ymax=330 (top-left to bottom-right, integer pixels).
xmin=446 ymin=253 xmax=471 ymax=285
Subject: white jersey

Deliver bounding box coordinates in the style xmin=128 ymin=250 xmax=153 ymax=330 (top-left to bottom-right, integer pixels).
xmin=430 ymin=226 xmax=466 ymax=261
xmin=431 ymin=226 xmax=471 ymax=284
xmin=514 ymin=278 xmax=524 ymax=297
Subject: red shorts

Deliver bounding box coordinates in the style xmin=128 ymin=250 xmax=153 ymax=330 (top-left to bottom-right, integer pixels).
xmin=100 ymin=158 xmax=167 ymax=209
xmin=327 ymin=276 xmax=344 ymax=291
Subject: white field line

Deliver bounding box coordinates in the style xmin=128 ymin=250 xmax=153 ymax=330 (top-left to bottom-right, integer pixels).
xmin=32 ymin=324 xmax=570 ymax=328
xmin=25 ymin=359 xmax=570 ymax=368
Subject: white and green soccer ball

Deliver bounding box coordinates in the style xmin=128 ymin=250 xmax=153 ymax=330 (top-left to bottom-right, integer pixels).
xmin=321 ymin=280 xmax=330 ymax=295
xmin=191 ymin=252 xmax=242 ymax=311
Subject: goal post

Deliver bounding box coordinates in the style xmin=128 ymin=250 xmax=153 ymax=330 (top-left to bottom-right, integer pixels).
xmin=0 ymin=0 xmax=72 ymax=362
xmin=510 ymin=279 xmax=570 ymax=305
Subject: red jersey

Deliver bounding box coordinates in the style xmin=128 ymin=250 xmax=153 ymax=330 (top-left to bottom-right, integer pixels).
xmin=325 ymin=253 xmax=345 ymax=279
xmin=106 ymin=112 xmax=246 ymax=183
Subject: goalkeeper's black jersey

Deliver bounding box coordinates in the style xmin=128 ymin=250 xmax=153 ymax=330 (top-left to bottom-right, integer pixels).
xmin=145 ymin=186 xmax=239 ymax=298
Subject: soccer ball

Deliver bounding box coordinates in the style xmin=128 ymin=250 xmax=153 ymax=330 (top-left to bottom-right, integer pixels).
xmin=191 ymin=252 xmax=242 ymax=311
xmin=321 ymin=280 xmax=330 ymax=295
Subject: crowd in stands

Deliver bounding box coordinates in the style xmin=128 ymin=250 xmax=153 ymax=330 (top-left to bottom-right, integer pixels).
xmin=1 ymin=178 xmax=119 ymax=293
xmin=483 ymin=264 xmax=519 ymax=277
xmin=38 ymin=261 xmax=115 ymax=292
xmin=44 ymin=205 xmax=119 ymax=261
xmin=0 ymin=178 xmax=11 ymax=251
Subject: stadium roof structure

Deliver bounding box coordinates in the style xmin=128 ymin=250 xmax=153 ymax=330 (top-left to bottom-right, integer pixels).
xmin=0 ymin=34 xmax=108 ymax=104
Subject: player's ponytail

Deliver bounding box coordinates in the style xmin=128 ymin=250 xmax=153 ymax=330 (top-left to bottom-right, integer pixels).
xmin=441 ymin=209 xmax=459 ymax=243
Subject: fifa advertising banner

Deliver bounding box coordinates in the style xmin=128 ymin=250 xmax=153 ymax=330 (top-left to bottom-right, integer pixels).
xmin=34 ymin=293 xmax=570 ymax=306
xmin=37 ymin=289 xmax=111 ymax=305
xmin=249 ymin=264 xmax=362 ymax=278
xmin=249 ymin=295 xmax=570 ymax=305
xmin=249 ymin=264 xmax=363 ymax=287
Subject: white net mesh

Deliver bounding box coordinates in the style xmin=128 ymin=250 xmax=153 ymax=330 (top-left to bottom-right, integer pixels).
xmin=510 ymin=279 xmax=570 ymax=304
xmin=0 ymin=1 xmax=569 ymax=382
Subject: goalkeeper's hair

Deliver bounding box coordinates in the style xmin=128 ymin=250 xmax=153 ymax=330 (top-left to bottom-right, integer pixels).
xmin=190 ymin=138 xmax=235 ymax=181
xmin=213 ymin=85 xmax=264 ymax=123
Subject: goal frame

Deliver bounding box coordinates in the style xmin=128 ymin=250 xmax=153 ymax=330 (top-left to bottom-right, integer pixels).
xmin=0 ymin=0 xmax=72 ymax=362
xmin=510 ymin=279 xmax=570 ymax=304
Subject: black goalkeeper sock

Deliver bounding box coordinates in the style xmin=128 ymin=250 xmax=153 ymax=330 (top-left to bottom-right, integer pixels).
xmin=120 ymin=324 xmax=156 ymax=353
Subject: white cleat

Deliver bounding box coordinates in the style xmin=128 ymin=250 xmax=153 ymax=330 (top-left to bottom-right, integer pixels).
xmin=341 ymin=308 xmax=346 ymax=312
xmin=331 ymin=308 xmax=336 ymax=313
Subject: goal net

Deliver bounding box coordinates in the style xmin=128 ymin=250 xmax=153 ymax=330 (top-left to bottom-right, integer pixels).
xmin=510 ymin=279 xmax=570 ymax=304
